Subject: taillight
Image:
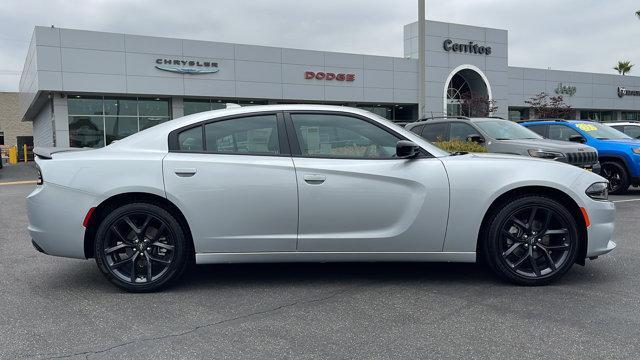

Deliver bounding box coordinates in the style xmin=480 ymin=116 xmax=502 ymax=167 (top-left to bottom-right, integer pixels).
xmin=36 ymin=166 xmax=43 ymax=185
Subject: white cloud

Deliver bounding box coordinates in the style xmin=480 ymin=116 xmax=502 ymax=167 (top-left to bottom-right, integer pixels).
xmin=0 ymin=0 xmax=639 ymax=91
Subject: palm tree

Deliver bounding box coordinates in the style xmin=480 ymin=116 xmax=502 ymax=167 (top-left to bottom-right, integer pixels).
xmin=614 ymin=60 xmax=634 ymax=75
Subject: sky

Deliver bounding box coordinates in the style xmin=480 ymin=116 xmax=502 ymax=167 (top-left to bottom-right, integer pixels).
xmin=1 ymin=0 xmax=640 ymax=91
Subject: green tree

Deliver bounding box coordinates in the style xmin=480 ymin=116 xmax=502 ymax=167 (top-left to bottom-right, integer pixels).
xmin=614 ymin=60 xmax=634 ymax=75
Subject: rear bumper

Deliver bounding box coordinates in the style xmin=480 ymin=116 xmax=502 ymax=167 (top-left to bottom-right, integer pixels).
xmin=27 ymin=182 xmax=98 ymax=259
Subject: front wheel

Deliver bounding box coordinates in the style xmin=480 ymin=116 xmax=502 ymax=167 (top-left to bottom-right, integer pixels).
xmin=94 ymin=203 xmax=189 ymax=292
xmin=482 ymin=195 xmax=580 ymax=286
xmin=600 ymin=161 xmax=629 ymax=195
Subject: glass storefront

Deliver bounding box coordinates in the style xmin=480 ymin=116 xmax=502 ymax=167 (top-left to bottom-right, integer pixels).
xmin=580 ymin=111 xmax=613 ymax=122
xmin=508 ymin=107 xmax=530 ymax=121
xmin=356 ymin=104 xmax=418 ymax=122
xmin=68 ymin=96 xmax=171 ymax=148
xmin=622 ymin=112 xmax=640 ymax=121
xmin=183 ymin=98 xmax=268 ymax=116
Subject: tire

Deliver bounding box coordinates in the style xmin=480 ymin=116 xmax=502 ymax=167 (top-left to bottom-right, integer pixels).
xmin=600 ymin=161 xmax=629 ymax=195
xmin=482 ymin=195 xmax=580 ymax=286
xmin=94 ymin=202 xmax=189 ymax=292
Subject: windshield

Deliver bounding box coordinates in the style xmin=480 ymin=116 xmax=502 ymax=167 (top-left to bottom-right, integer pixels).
xmin=475 ymin=120 xmax=543 ymax=140
xmin=573 ymin=122 xmax=631 ymax=140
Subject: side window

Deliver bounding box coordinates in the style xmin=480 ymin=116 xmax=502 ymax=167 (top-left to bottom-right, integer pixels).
xmin=178 ymin=126 xmax=203 ymax=151
xmin=205 ymin=114 xmax=280 ymax=154
xmin=526 ymin=124 xmax=547 ymax=137
xmin=409 ymin=124 xmax=424 ymax=135
xmin=290 ymin=113 xmax=400 ymax=158
xmin=422 ymin=123 xmax=448 ymax=142
xmin=548 ymin=124 xmax=581 ymax=141
xmin=610 ymin=125 xmax=624 ymax=131
xmin=449 ymin=122 xmax=479 ymax=141
xmin=624 ymin=126 xmax=640 ymax=139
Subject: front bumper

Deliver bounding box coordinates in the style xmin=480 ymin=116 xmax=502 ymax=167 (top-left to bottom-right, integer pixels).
xmin=27 ymin=182 xmax=98 ymax=259
xmin=584 ymin=198 xmax=616 ymax=258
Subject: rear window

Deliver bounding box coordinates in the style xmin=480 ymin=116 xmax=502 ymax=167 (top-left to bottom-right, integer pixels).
xmin=422 ymin=123 xmax=448 ymax=142
xmin=408 ymin=124 xmax=424 ymax=135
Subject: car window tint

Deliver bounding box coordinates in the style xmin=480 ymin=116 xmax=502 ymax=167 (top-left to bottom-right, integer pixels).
xmin=205 ymin=115 xmax=279 ymax=154
xmin=548 ymin=124 xmax=581 ymax=141
xmin=421 ymin=123 xmax=448 ymax=142
xmin=624 ymin=126 xmax=640 ymax=139
xmin=290 ymin=114 xmax=400 ymax=158
xmin=409 ymin=124 xmax=424 ymax=135
xmin=178 ymin=126 xmax=203 ymax=151
xmin=449 ymin=122 xmax=478 ymax=141
xmin=526 ymin=124 xmax=547 ymax=137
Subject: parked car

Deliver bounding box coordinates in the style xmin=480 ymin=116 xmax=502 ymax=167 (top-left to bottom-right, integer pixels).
xmin=405 ymin=116 xmax=600 ymax=172
xmin=608 ymin=121 xmax=640 ymax=139
xmin=28 ymin=105 xmax=615 ymax=292
xmin=521 ymin=119 xmax=640 ymax=194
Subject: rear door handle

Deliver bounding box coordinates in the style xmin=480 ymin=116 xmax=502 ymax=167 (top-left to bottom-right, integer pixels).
xmin=174 ymin=168 xmax=197 ymax=177
xmin=303 ymin=174 xmax=326 ymax=185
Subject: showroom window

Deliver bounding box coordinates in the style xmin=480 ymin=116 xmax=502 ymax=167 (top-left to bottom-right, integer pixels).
xmin=580 ymin=111 xmax=613 ymax=122
xmin=622 ymin=112 xmax=640 ymax=121
xmin=183 ymin=99 xmax=268 ymax=116
xmin=67 ymin=96 xmax=171 ymax=148
xmin=356 ymin=104 xmax=418 ymax=122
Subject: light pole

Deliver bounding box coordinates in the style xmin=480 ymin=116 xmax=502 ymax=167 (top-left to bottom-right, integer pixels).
xmin=418 ymin=0 xmax=426 ymax=119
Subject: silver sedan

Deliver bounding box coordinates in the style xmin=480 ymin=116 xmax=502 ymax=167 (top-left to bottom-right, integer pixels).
xmin=27 ymin=105 xmax=616 ymax=292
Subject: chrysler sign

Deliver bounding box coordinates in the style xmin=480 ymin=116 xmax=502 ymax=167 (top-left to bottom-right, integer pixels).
xmin=618 ymin=86 xmax=640 ymax=98
xmin=443 ymin=39 xmax=492 ymax=55
xmin=155 ymin=59 xmax=219 ymax=74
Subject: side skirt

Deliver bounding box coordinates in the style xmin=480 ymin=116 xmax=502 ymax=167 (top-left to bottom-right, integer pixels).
xmin=195 ymin=251 xmax=476 ymax=264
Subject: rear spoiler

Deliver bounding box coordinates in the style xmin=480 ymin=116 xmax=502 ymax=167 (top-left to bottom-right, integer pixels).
xmin=33 ymin=147 xmax=91 ymax=159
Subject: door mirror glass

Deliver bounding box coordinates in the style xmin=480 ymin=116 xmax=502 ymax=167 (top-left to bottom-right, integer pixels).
xmin=466 ymin=134 xmax=485 ymax=144
xmin=396 ymin=140 xmax=420 ymax=158
xmin=568 ymin=134 xmax=586 ymax=143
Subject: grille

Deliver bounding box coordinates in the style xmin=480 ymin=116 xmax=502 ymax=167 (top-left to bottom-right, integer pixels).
xmin=566 ymin=151 xmax=598 ymax=166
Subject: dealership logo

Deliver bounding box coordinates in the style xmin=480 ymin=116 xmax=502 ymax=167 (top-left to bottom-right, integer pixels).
xmin=443 ymin=39 xmax=492 ymax=55
xmin=155 ymin=59 xmax=219 ymax=74
xmin=618 ymin=86 xmax=640 ymax=98
xmin=555 ymin=83 xmax=576 ymax=97
xmin=304 ymin=71 xmax=355 ymax=81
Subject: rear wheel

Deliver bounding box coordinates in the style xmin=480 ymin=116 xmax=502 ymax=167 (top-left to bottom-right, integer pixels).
xmin=601 ymin=161 xmax=629 ymax=195
xmin=94 ymin=203 xmax=189 ymax=292
xmin=483 ymin=195 xmax=580 ymax=286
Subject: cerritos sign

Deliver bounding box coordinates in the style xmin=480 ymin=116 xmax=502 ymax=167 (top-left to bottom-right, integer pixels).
xmin=155 ymin=59 xmax=219 ymax=74
xmin=618 ymin=86 xmax=640 ymax=98
xmin=304 ymin=71 xmax=355 ymax=82
xmin=443 ymin=39 xmax=492 ymax=55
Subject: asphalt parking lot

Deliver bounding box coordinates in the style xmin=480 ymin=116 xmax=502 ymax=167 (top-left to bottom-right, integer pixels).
xmin=1 ymin=163 xmax=640 ymax=359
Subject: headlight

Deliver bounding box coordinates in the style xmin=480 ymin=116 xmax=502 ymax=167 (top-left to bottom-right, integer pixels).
xmin=632 ymin=148 xmax=640 ymax=155
xmin=527 ymin=149 xmax=564 ymax=159
xmin=585 ymin=182 xmax=608 ymax=200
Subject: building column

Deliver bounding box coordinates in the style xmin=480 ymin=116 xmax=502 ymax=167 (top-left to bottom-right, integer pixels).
xmin=53 ymin=94 xmax=69 ymax=147
xmin=172 ymin=97 xmax=184 ymax=119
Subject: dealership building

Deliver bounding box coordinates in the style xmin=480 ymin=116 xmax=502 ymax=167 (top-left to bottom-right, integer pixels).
xmin=18 ymin=21 xmax=640 ymax=148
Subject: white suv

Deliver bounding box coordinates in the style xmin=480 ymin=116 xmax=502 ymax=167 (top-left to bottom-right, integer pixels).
xmin=608 ymin=121 xmax=640 ymax=139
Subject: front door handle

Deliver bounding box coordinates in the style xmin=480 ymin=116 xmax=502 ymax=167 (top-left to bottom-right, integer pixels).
xmin=303 ymin=174 xmax=326 ymax=185
xmin=174 ymin=168 xmax=197 ymax=177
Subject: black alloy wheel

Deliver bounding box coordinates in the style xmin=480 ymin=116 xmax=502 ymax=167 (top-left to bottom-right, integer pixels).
xmin=95 ymin=203 xmax=189 ymax=292
xmin=483 ymin=195 xmax=580 ymax=285
xmin=600 ymin=161 xmax=629 ymax=195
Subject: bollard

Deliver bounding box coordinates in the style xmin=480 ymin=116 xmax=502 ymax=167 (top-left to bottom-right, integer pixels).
xmin=23 ymin=144 xmax=28 ymax=163
xmin=8 ymin=146 xmax=17 ymax=164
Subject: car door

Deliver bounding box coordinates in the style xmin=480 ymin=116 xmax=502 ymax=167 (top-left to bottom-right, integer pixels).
xmin=163 ymin=112 xmax=299 ymax=253
xmin=286 ymin=111 xmax=450 ymax=253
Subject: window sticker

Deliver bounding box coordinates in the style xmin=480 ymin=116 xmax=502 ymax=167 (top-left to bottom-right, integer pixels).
xmin=575 ymin=123 xmax=598 ymax=132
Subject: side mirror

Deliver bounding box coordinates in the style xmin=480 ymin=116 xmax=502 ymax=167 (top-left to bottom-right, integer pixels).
xmin=466 ymin=134 xmax=485 ymax=144
xmin=568 ymin=135 xmax=586 ymax=143
xmin=396 ymin=140 xmax=420 ymax=159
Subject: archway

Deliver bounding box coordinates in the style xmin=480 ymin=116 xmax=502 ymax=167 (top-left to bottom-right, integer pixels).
xmin=443 ymin=65 xmax=492 ymax=116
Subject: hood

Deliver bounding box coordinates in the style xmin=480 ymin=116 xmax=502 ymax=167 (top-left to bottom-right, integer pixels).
xmin=598 ymin=138 xmax=640 ymax=147
xmin=492 ymin=138 xmax=596 ymax=152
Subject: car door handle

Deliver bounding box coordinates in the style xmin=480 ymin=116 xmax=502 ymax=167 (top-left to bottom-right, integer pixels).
xmin=303 ymin=174 xmax=326 ymax=185
xmin=174 ymin=168 xmax=197 ymax=177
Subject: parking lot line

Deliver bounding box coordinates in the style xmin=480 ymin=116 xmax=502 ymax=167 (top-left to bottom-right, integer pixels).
xmin=613 ymin=198 xmax=640 ymax=203
xmin=0 ymin=180 xmax=37 ymax=186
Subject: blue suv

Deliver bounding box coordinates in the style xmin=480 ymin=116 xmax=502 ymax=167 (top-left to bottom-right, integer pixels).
xmin=521 ymin=120 xmax=640 ymax=194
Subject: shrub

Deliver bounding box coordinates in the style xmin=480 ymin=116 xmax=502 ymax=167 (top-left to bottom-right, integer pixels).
xmin=433 ymin=139 xmax=487 ymax=153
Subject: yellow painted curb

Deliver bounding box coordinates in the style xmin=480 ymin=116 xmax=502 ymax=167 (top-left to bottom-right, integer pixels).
xmin=0 ymin=180 xmax=38 ymax=186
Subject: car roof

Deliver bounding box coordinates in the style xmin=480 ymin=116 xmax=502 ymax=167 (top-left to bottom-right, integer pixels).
xmin=405 ymin=116 xmax=505 ymax=129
